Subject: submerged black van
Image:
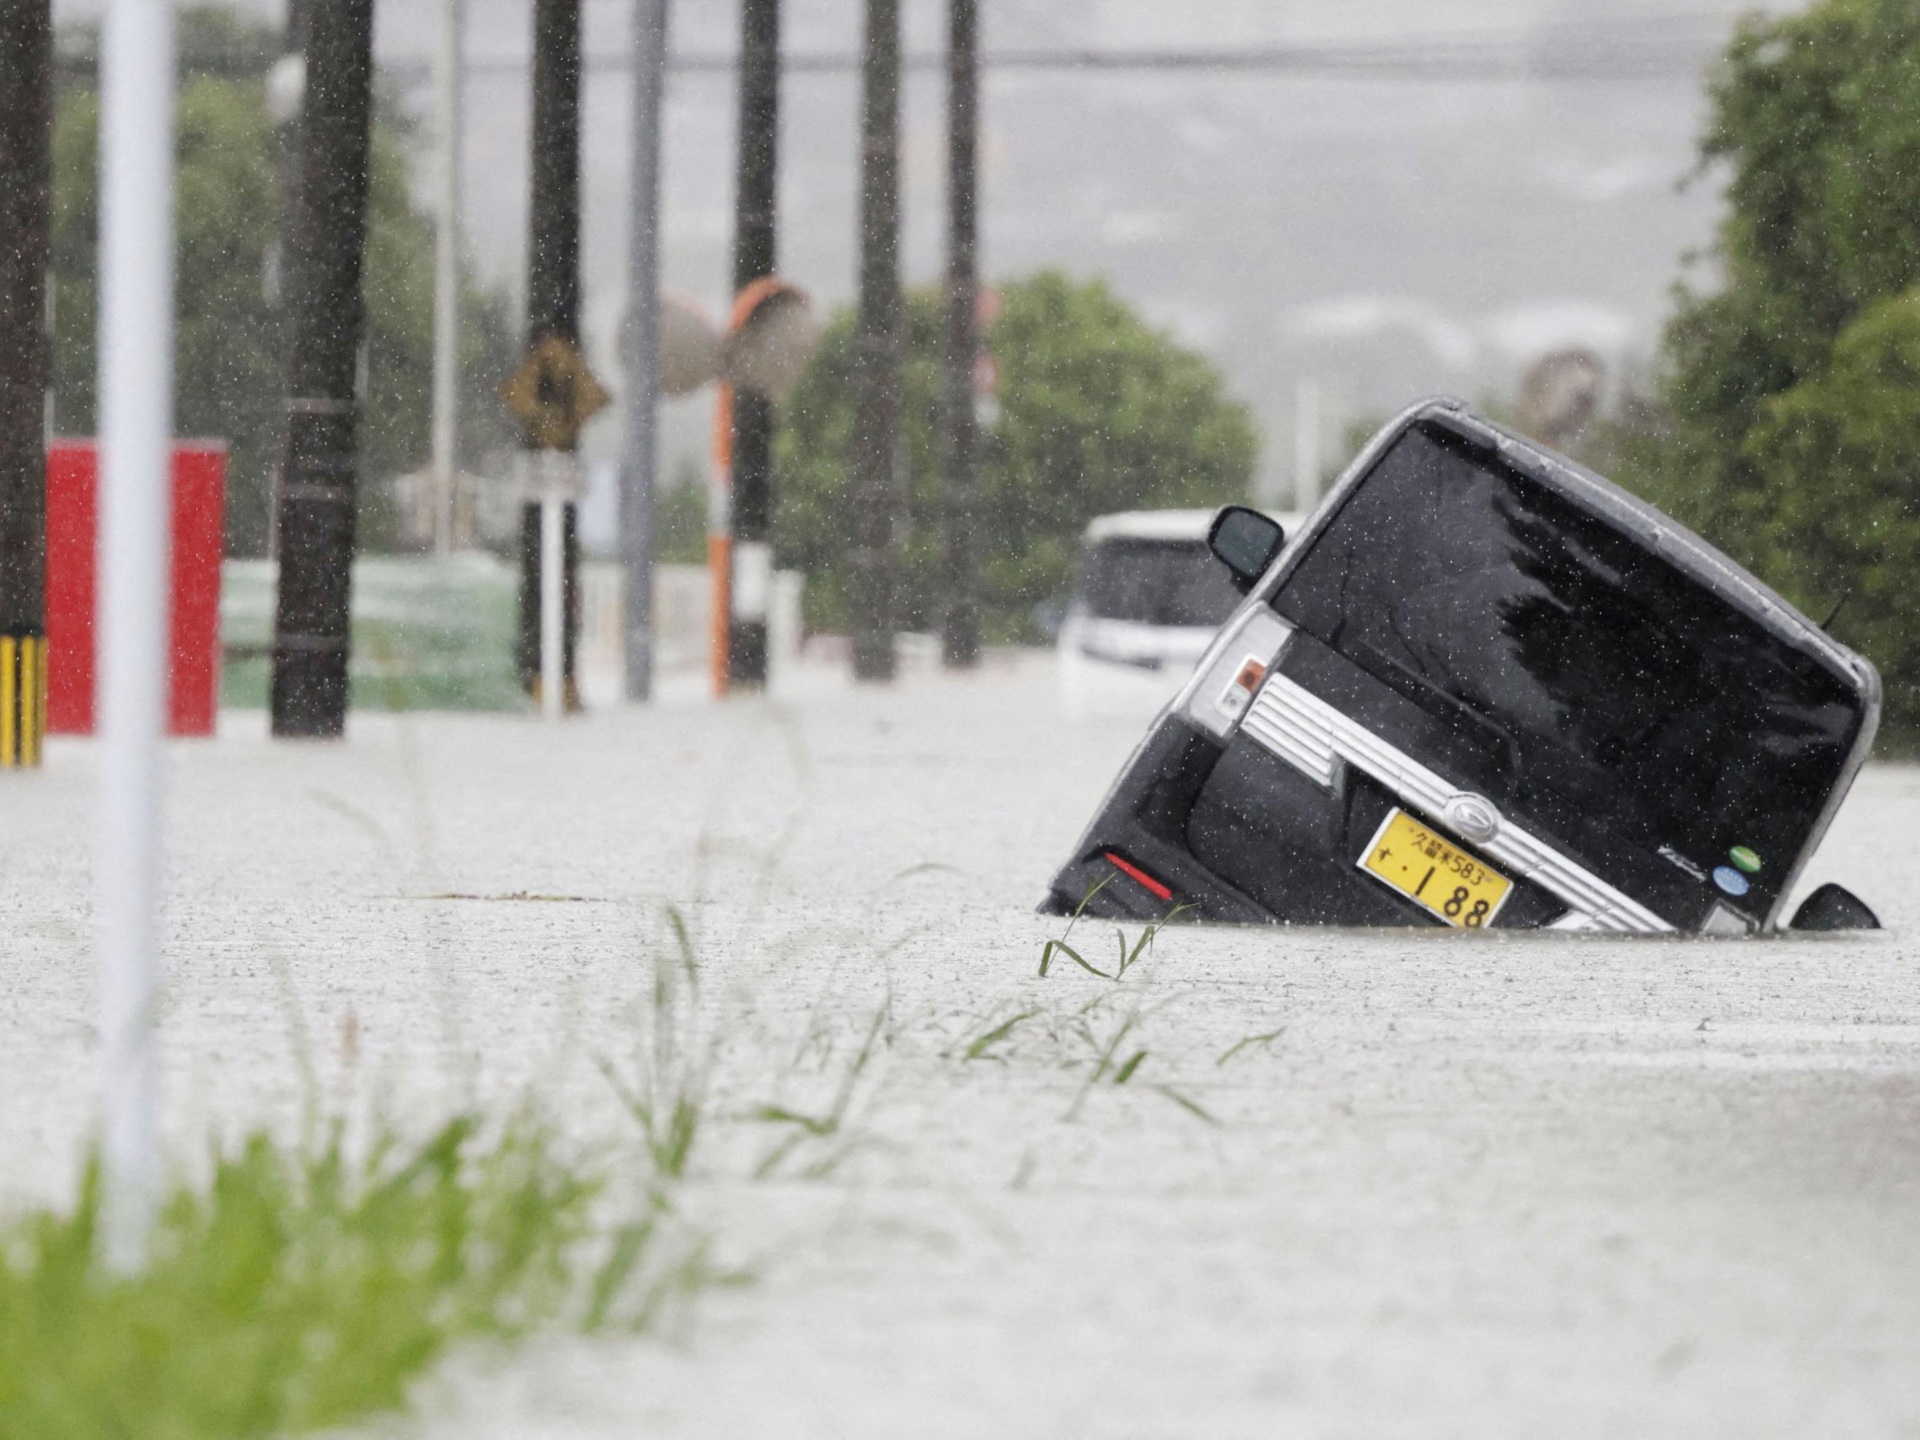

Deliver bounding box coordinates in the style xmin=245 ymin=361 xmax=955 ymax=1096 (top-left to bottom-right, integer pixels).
xmin=1042 ymin=400 xmax=1881 ymax=934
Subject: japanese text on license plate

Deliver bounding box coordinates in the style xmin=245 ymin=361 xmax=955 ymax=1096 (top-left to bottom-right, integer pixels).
xmin=1358 ymin=808 xmax=1513 ymax=928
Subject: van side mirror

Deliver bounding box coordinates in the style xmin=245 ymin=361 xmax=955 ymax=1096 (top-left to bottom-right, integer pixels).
xmin=1788 ymin=882 xmax=1880 ymax=931
xmin=1207 ymin=506 xmax=1286 ymax=592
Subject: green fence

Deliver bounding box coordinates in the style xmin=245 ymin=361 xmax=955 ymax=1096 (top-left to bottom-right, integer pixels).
xmin=220 ymin=555 xmax=527 ymax=712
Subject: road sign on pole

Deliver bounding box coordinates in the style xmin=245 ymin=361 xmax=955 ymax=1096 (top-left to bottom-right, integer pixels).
xmin=513 ymin=448 xmax=585 ymax=721
xmin=501 ymin=335 xmax=608 ymax=452
xmin=517 ymin=0 xmax=587 ymax=711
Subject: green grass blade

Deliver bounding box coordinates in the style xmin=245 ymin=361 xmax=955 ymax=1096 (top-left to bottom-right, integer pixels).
xmin=745 ymin=1105 xmax=836 ymax=1136
xmin=1040 ymin=940 xmax=1113 ymax=981
xmin=1152 ymin=1083 xmax=1221 ymax=1126
xmin=0 ymin=1107 xmax=711 ymax=1440
xmin=1039 ymin=873 xmax=1115 ymax=975
xmin=584 ymin=1218 xmax=656 ymax=1331
xmin=1066 ymin=1014 xmax=1138 ymax=1121
xmin=964 ymin=1008 xmax=1039 ymax=1060
xmin=664 ymin=905 xmax=700 ymax=991
xmin=1216 ymin=1028 xmax=1287 ymax=1066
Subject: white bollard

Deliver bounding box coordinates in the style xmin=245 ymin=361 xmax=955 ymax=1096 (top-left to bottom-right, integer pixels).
xmin=96 ymin=0 xmax=175 ymax=1273
xmin=540 ymin=493 xmax=564 ymax=719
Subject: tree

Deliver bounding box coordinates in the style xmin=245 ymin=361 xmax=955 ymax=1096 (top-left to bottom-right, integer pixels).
xmin=48 ymin=7 xmax=518 ymax=557
xmin=1743 ymin=294 xmax=1920 ymax=715
xmin=775 ymin=271 xmax=1259 ymax=641
xmin=1617 ymin=0 xmax=1920 ymax=738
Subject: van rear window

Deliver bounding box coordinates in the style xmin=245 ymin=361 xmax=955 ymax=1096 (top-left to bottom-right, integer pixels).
xmin=1271 ymin=422 xmax=1861 ymax=911
xmin=1078 ymin=539 xmax=1242 ymax=628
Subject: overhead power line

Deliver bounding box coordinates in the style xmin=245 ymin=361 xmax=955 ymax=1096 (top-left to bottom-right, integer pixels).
xmin=445 ymin=41 xmax=1714 ymax=84
xmin=55 ymin=17 xmax=1736 ymax=87
xmin=441 ymin=15 xmax=1737 ymax=84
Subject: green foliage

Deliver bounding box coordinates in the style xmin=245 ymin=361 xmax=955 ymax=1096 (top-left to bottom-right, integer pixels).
xmin=0 ymin=1116 xmax=618 ymax=1440
xmin=48 ymin=7 xmax=519 ymax=557
xmin=774 ymin=272 xmax=1259 ymax=641
xmin=1744 ymin=294 xmax=1920 ymax=720
xmin=50 ymin=80 xmax=282 ymax=551
xmin=748 ymin=1006 xmax=890 ymax=1181
xmin=1624 ymin=0 xmax=1920 ymax=740
xmin=599 ymin=907 xmax=707 ymax=1181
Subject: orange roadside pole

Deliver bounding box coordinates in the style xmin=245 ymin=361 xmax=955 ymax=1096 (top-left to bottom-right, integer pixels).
xmin=708 ymin=381 xmax=733 ymax=697
xmin=708 ymin=277 xmax=818 ymax=698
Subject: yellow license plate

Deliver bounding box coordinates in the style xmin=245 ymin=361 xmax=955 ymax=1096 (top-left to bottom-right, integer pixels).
xmin=1358 ymin=808 xmax=1513 ymax=928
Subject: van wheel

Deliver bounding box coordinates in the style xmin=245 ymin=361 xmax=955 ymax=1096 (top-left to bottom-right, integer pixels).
xmin=1788 ymin=883 xmax=1880 ymax=931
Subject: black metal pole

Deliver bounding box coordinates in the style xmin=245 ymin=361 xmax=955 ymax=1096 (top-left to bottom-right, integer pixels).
xmin=0 ymin=0 xmax=51 ymax=767
xmin=727 ymin=0 xmax=779 ymax=691
xmin=940 ymin=0 xmax=980 ymax=670
xmin=269 ymin=0 xmax=375 ymax=738
xmin=516 ymin=0 xmax=584 ymax=707
xmin=849 ymin=0 xmax=901 ymax=683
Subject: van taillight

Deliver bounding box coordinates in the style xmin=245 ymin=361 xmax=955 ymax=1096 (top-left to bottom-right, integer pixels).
xmin=1103 ymin=851 xmax=1173 ymax=901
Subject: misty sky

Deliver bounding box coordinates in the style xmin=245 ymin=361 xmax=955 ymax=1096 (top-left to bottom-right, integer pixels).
xmin=54 ymin=0 xmax=1807 ymax=508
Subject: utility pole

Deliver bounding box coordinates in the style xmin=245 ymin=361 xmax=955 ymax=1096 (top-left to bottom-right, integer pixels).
xmin=516 ymin=0 xmax=584 ymax=712
xmin=621 ymin=0 xmax=669 ymax=701
xmin=269 ymin=0 xmax=376 ymax=738
xmin=726 ymin=0 xmax=780 ymax=691
xmin=264 ymin=0 xmax=309 ymax=562
xmin=0 ymin=0 xmax=52 ymax=767
xmin=849 ymin=0 xmax=902 ymax=683
xmin=96 ymin=0 xmax=175 ymax=1271
xmin=939 ymin=0 xmax=980 ymax=671
xmin=430 ymin=0 xmax=462 ymax=553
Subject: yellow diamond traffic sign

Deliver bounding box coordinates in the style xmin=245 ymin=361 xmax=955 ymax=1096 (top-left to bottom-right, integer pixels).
xmin=500 ymin=335 xmax=610 ymax=451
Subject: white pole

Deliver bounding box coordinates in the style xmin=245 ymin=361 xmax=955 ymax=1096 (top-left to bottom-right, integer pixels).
xmin=96 ymin=0 xmax=174 ymax=1273
xmin=1294 ymin=375 xmax=1321 ymax=511
xmin=540 ymin=493 xmax=564 ymax=718
xmin=621 ymin=0 xmax=669 ymax=701
xmin=430 ymin=0 xmax=462 ymax=553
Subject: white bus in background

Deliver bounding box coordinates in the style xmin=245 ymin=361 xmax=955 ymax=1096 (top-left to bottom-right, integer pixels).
xmin=1059 ymin=508 xmax=1300 ymax=719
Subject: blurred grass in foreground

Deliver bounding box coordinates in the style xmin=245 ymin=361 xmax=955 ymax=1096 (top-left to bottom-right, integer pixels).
xmin=220 ymin=554 xmax=527 ymax=713
xmin=0 ymin=1113 xmax=706 ymax=1439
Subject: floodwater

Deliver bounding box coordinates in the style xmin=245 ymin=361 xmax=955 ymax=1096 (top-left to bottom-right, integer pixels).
xmin=3 ymin=652 xmax=1917 ymax=1436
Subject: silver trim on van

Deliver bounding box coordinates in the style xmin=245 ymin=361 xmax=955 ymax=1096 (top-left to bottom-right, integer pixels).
xmin=1241 ymin=673 xmax=1675 ymax=934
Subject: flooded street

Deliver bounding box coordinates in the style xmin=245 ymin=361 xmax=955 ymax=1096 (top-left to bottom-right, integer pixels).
xmin=3 ymin=653 xmax=1917 ymax=1436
